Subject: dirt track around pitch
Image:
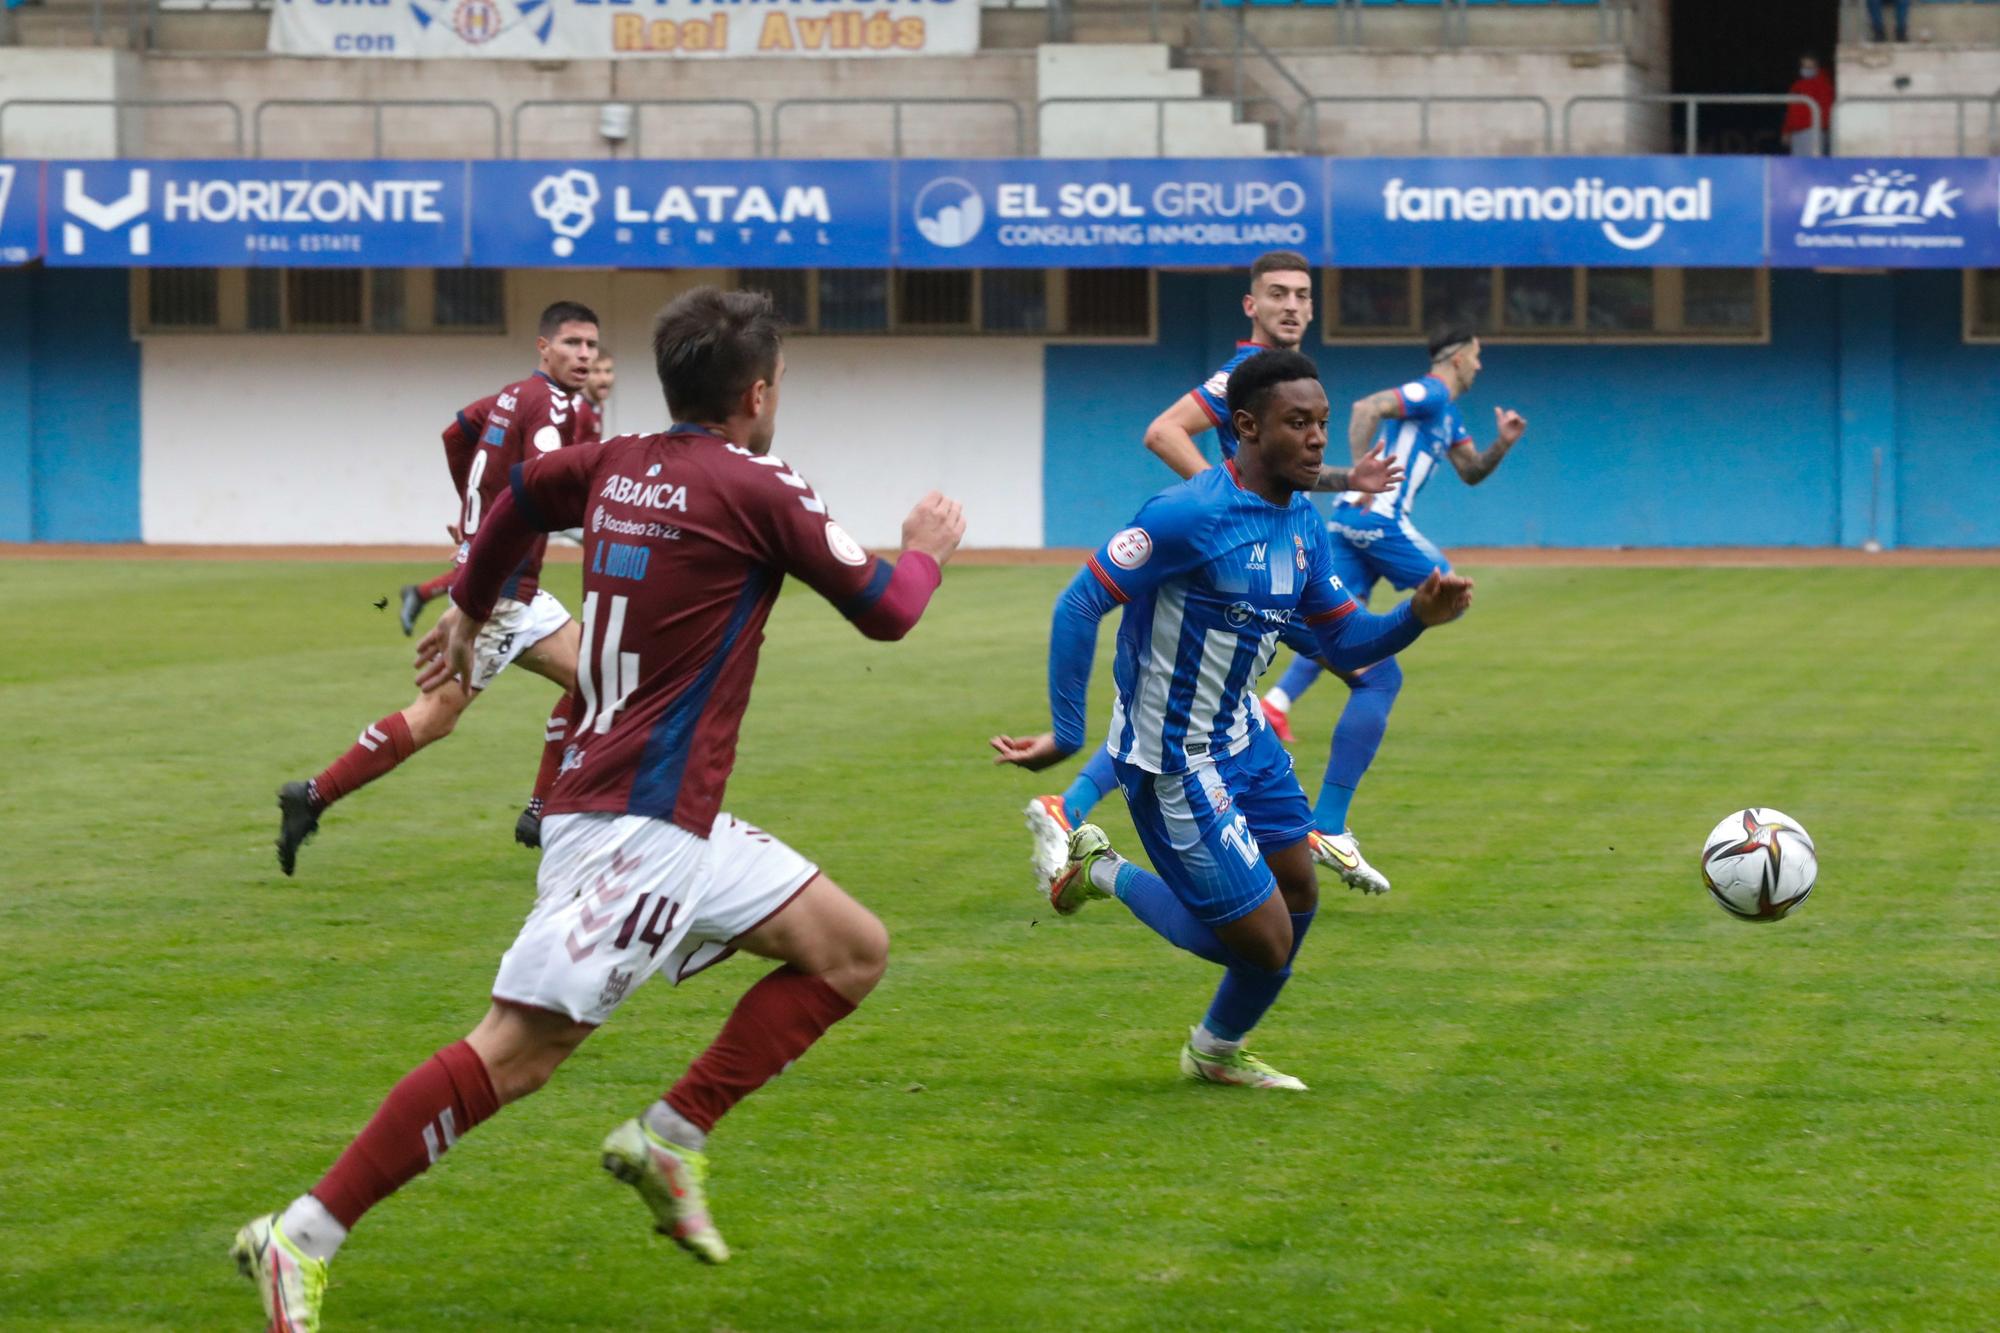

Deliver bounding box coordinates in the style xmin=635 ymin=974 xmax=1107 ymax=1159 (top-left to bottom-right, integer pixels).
xmin=5 ymin=543 xmax=1996 ymax=567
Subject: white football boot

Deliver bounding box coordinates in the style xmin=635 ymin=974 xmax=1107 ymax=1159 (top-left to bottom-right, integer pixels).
xmin=1307 ymin=829 xmax=1392 ymax=895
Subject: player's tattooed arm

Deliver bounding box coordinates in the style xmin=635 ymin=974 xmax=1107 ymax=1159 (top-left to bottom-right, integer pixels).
xmin=1348 ymin=388 xmax=1404 ymax=462
xmin=1314 ymin=442 xmax=1404 ymax=494
xmin=1449 ymin=407 xmax=1528 ymax=485
xmin=1144 ymin=395 xmax=1219 ymax=481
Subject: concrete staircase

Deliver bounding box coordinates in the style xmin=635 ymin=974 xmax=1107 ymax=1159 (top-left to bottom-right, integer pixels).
xmin=1038 ymin=42 xmax=1269 ymax=156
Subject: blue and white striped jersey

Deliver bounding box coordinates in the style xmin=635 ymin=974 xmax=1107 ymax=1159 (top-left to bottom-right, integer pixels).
xmin=1341 ymin=374 xmax=1474 ymax=521
xmin=1082 ymin=464 xmax=1362 ymax=774
xmin=1189 ymin=341 xmax=1280 ymax=461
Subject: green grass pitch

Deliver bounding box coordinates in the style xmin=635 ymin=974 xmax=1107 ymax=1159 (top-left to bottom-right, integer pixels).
xmin=3 ymin=557 xmax=1997 ymax=1330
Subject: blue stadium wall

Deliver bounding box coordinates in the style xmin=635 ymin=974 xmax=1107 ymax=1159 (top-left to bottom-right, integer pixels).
xmin=1 ymin=266 xmax=1995 ymax=548
xmin=0 ymin=267 xmax=142 ymax=543
xmin=1043 ymin=269 xmax=2000 ymax=550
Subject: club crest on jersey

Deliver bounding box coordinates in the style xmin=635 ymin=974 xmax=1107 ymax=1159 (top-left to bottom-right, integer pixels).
xmin=1293 ymin=534 xmax=1308 ymax=571
xmin=1108 ymin=527 xmax=1152 ymax=570
xmin=824 ymin=521 xmax=868 ymax=567
xmin=558 ymin=744 xmax=584 ymax=775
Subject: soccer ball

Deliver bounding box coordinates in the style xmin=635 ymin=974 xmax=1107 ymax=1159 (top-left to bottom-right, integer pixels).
xmin=1700 ymin=808 xmax=1816 ymax=922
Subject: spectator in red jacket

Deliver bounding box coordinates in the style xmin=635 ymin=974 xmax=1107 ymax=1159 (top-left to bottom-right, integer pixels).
xmin=1785 ymin=53 xmax=1835 ymax=156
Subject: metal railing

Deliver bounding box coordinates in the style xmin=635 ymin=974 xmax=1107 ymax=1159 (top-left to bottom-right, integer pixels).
xmin=0 ymin=97 xmax=243 ymax=155
xmin=1188 ymin=0 xmax=1633 ymax=50
xmin=1297 ymin=93 xmax=1554 ymax=154
xmin=253 ymin=99 xmax=501 ymax=159
xmin=1561 ymin=93 xmax=1822 ymax=153
xmin=1037 ymin=95 xmax=1290 ymax=156
xmin=510 ymin=99 xmax=764 ymax=158
xmin=772 ymin=98 xmax=1025 ymax=157
xmin=1187 ymin=0 xmax=1316 ymax=141
xmin=1830 ymin=93 xmax=2000 ymax=156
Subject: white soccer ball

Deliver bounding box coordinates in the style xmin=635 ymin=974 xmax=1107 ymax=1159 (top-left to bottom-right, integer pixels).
xmin=1700 ymin=807 xmax=1817 ymax=923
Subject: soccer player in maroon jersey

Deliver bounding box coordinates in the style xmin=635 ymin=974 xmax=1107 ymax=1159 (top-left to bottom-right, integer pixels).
xmin=235 ymin=287 xmax=964 ymax=1328
xmin=275 ymin=301 xmax=600 ymax=876
xmin=398 ymin=390 xmax=502 ymax=636
xmin=401 ymin=343 xmax=614 ymax=636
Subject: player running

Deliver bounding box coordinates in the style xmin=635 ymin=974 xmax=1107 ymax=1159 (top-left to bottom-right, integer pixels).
xmin=397 ymin=391 xmax=500 ymax=637
xmin=235 ymin=287 xmax=964 ymax=1329
xmin=1257 ymin=324 xmax=1526 ymax=892
xmin=396 ymin=345 xmax=609 ymax=637
xmin=992 ymin=350 xmax=1471 ymax=1089
xmin=277 ymin=301 xmax=600 ymax=876
xmin=1022 ymin=251 xmax=1402 ymax=897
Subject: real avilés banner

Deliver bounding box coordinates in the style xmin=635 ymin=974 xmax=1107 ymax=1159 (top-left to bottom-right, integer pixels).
xmin=473 ymin=161 xmax=894 ymax=267
xmin=1330 ymin=156 xmax=1769 ymax=267
xmin=894 ymin=158 xmax=1325 ymax=269
xmin=8 ymin=156 xmax=1999 ymax=269
xmin=44 ymin=160 xmax=467 ymax=267
xmin=267 ymin=0 xmax=978 ymax=60
xmin=0 ymin=162 xmax=38 ymax=266
xmin=1768 ymin=158 xmax=2000 ymax=269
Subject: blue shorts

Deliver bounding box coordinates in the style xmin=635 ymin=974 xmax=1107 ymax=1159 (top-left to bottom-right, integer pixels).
xmin=1112 ymin=727 xmax=1314 ymax=926
xmin=1325 ymin=506 xmax=1451 ymax=602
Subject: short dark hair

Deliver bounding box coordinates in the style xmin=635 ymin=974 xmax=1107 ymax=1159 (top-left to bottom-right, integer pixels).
xmin=1428 ymin=323 xmax=1477 ymax=362
xmin=652 ymin=287 xmax=784 ymax=423
xmin=1250 ymin=251 xmax=1313 ymax=288
xmin=538 ymin=300 xmax=599 ymax=337
xmin=1225 ymin=349 xmax=1320 ymax=423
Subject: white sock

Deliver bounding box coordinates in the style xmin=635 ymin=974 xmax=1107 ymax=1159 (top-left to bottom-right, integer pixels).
xmin=643 ymin=1100 xmax=708 ymax=1153
xmin=278 ymin=1193 xmax=348 ymax=1264
xmin=1190 ymin=1024 xmax=1243 ymax=1058
xmin=1263 ymin=688 xmax=1292 ymax=714
xmin=1087 ymin=851 xmax=1123 ymax=895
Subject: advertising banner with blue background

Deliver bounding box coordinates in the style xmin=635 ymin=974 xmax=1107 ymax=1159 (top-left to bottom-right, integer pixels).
xmin=0 ymin=162 xmax=39 ymax=266
xmin=896 ymin=158 xmax=1324 ymax=268
xmin=473 ymin=161 xmax=892 ymax=268
xmin=44 ymin=160 xmax=466 ymax=267
xmin=1768 ymin=158 xmax=2000 ymax=269
xmin=11 ymin=156 xmax=2000 ymax=270
xmin=1330 ymin=157 xmax=1767 ymax=267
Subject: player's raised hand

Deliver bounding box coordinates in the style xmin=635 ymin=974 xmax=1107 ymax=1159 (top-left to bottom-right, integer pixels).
xmin=990 ymin=732 xmax=1070 ymax=771
xmin=1495 ymin=406 xmax=1528 ymax=445
xmin=446 ymin=521 xmax=465 ymax=546
xmin=902 ymin=491 xmax=966 ymax=565
xmin=1409 ymin=569 xmax=1475 ymax=626
xmin=1346 ymin=442 xmax=1406 ymax=495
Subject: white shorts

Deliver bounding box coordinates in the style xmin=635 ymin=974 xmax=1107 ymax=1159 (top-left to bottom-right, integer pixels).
xmin=471 ymin=590 xmax=571 ymax=691
xmin=490 ymin=811 xmax=819 ymax=1026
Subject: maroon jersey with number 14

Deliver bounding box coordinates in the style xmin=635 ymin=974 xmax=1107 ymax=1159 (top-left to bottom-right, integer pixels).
xmin=499 ymin=428 xmax=921 ymax=836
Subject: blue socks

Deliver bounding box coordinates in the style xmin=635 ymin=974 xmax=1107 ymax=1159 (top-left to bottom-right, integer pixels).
xmin=1314 ymin=657 xmax=1403 ymax=834
xmin=1062 ymin=746 xmax=1120 ymax=826
xmin=1112 ymin=857 xmax=1319 ymax=1045
xmin=1111 ymin=861 xmax=1229 ymax=965
xmin=1203 ymin=909 xmax=1316 ymax=1042
xmin=1274 ymin=654 xmax=1325 ymax=702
